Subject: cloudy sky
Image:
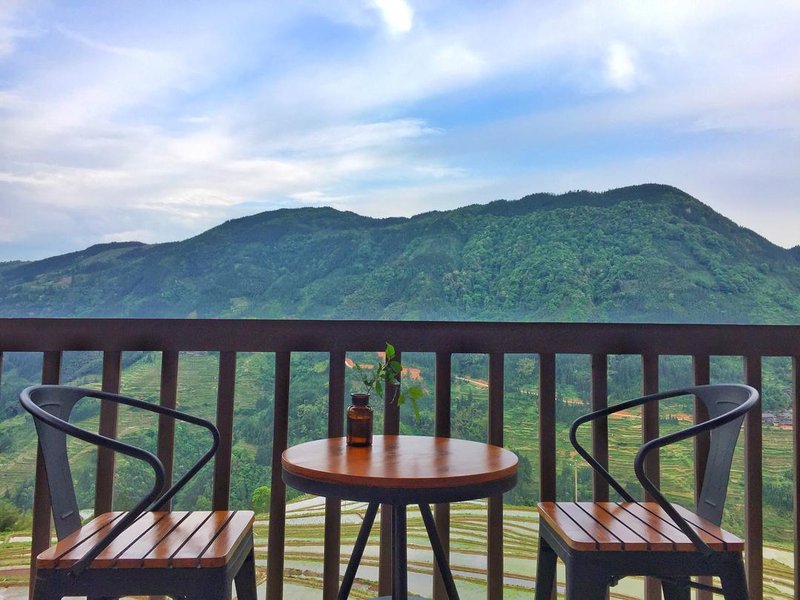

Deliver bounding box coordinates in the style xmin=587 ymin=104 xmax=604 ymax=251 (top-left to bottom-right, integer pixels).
xmin=1 ymin=0 xmax=798 ymax=261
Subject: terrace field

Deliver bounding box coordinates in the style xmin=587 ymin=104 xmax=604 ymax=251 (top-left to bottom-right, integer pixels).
xmin=0 ymin=351 xmax=795 ymax=597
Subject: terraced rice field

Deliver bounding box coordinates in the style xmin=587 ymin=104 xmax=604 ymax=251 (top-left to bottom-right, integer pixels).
xmin=0 ymin=353 xmax=795 ymax=597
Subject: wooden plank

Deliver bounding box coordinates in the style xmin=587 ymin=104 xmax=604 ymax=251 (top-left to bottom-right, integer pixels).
xmin=36 ymin=512 xmax=122 ymax=567
xmin=323 ymin=349 xmax=345 ymax=600
xmin=131 ymin=511 xmax=209 ymax=568
xmin=692 ymin=353 xmax=713 ymax=600
xmin=267 ymin=351 xmax=291 ymax=600
xmin=555 ymin=502 xmax=623 ymax=549
xmin=539 ymin=353 xmax=557 ymax=502
xmin=156 ymin=350 xmax=179 ymax=509
xmin=744 ymin=355 xmax=763 ymax=600
xmin=433 ymin=351 xmax=451 ymax=600
xmin=793 ymin=356 xmax=799 ymax=600
xmin=212 ymin=351 xmax=237 ymax=510
xmin=197 ymin=511 xmax=254 ymax=568
xmin=537 ymin=502 xmax=599 ymax=550
xmin=95 ymin=350 xmax=121 ymax=515
xmin=161 ymin=512 xmax=224 ymax=568
xmin=594 ymin=503 xmax=675 ymax=551
xmin=487 ymin=353 xmax=504 ymax=600
xmin=57 ymin=513 xmax=164 ymax=568
xmin=590 ymin=354 xmax=609 ymax=501
xmin=641 ymin=354 xmax=660 ymax=496
xmin=574 ymin=503 xmax=651 ymax=551
xmin=3 ymin=319 xmax=800 ymax=357
xmin=621 ymin=502 xmax=740 ymax=551
xmin=641 ymin=353 xmax=661 ymax=600
xmin=692 ymin=355 xmax=711 ymax=488
xmin=616 ymin=503 xmax=694 ymax=549
xmin=670 ymin=504 xmax=743 ymax=550
xmin=379 ymin=348 xmax=401 ymax=597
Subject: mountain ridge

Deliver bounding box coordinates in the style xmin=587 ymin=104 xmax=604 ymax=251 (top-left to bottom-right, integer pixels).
xmin=1 ymin=184 xmax=798 ymax=323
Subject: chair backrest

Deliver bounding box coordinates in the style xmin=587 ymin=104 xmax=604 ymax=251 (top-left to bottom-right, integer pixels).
xmin=22 ymin=386 xmax=89 ymax=539
xmin=21 ymin=385 xmax=219 ymax=554
xmin=570 ymin=383 xmax=759 ymax=549
xmin=692 ymin=384 xmax=759 ymax=525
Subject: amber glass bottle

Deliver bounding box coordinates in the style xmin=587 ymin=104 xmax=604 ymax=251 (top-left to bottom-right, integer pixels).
xmin=347 ymin=393 xmax=373 ymax=447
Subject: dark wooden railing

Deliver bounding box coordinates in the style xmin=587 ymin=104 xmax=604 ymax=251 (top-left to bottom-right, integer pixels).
xmin=2 ymin=318 xmax=798 ymax=600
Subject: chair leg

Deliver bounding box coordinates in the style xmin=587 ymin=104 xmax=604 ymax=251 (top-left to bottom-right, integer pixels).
xmin=534 ymin=535 xmax=557 ymax=600
xmin=661 ymin=577 xmax=690 ymax=600
xmin=564 ymin=557 xmax=608 ymax=600
xmin=234 ymin=546 xmax=258 ymax=600
xmin=31 ymin=580 xmax=61 ymax=600
xmin=719 ymin=554 xmax=749 ymax=600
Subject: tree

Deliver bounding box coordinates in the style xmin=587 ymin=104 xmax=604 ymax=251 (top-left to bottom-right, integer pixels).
xmin=252 ymin=485 xmax=271 ymax=514
xmin=0 ymin=498 xmax=20 ymax=531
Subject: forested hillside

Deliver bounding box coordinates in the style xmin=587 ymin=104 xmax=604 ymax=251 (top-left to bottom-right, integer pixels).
xmin=1 ymin=184 xmax=799 ymax=323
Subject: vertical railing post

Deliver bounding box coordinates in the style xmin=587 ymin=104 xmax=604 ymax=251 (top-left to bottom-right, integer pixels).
xmin=692 ymin=354 xmax=713 ymax=600
xmin=267 ymin=351 xmax=291 ymax=600
xmin=642 ymin=354 xmax=660 ymax=600
xmin=29 ymin=351 xmax=62 ymax=599
xmin=379 ymin=348 xmax=401 ymax=597
xmin=793 ymin=356 xmax=799 ymax=600
xmin=590 ymin=354 xmax=609 ymax=501
xmin=539 ymin=354 xmax=557 ymax=502
xmin=156 ymin=351 xmax=179 ymax=509
xmin=212 ymin=351 xmax=237 ymax=510
xmin=323 ymin=349 xmax=345 ymax=600
xmin=433 ymin=352 xmax=452 ymax=600
xmin=744 ymin=355 xmax=763 ymax=600
xmin=487 ymin=353 xmax=504 ymax=600
xmin=641 ymin=354 xmax=660 ymax=493
xmin=95 ymin=350 xmax=122 ymax=515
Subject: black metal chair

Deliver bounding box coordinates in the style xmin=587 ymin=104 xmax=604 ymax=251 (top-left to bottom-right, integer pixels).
xmin=20 ymin=385 xmax=257 ymax=600
xmin=535 ymin=383 xmax=758 ymax=600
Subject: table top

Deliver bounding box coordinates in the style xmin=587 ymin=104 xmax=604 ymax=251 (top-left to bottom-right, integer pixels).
xmin=282 ymin=435 xmax=518 ymax=504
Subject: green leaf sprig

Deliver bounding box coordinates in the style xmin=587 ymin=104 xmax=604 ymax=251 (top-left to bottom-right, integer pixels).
xmin=352 ymin=342 xmax=426 ymax=421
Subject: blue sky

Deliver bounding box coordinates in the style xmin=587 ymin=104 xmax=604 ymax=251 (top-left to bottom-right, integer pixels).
xmin=1 ymin=0 xmax=799 ymax=261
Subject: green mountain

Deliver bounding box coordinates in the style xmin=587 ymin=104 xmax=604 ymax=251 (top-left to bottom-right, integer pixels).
xmin=1 ymin=184 xmax=799 ymax=323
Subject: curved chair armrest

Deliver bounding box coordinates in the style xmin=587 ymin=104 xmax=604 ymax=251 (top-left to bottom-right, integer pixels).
xmin=571 ymin=384 xmax=757 ymax=556
xmin=21 ymin=385 xmax=220 ymax=575
xmin=634 ymin=392 xmax=757 ymax=555
xmin=568 ymin=387 xmax=702 ymax=502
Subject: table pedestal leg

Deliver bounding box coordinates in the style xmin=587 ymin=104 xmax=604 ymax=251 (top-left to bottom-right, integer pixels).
xmin=338 ymin=502 xmax=379 ymax=600
xmin=418 ymin=503 xmax=461 ymax=600
xmin=392 ymin=504 xmax=407 ymax=599
xmin=337 ymin=502 xmax=461 ymax=600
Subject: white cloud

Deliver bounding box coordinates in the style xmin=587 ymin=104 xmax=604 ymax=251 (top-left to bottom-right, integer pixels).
xmin=604 ymin=42 xmax=638 ymax=91
xmin=370 ymin=0 xmax=414 ymax=35
xmin=55 ymin=24 xmax=160 ymax=60
xmin=1 ymin=0 xmax=800 ymax=260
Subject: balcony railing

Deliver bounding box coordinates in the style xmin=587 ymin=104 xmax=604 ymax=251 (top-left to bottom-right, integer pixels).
xmin=1 ymin=318 xmax=798 ymax=599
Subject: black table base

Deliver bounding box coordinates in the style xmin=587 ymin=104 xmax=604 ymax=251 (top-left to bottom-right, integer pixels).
xmin=338 ymin=502 xmax=461 ymax=600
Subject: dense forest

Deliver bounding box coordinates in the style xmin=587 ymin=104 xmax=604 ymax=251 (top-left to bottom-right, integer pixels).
xmin=1 ymin=184 xmax=799 ymax=322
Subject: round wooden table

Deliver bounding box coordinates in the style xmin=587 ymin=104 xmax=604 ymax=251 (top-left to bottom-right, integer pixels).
xmin=282 ymin=435 xmax=518 ymax=600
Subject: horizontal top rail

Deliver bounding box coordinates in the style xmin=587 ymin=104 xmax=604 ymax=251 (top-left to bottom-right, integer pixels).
xmin=1 ymin=318 xmax=800 ymax=355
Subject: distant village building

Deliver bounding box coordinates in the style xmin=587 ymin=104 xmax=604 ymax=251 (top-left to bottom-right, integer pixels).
xmin=762 ymin=409 xmax=793 ymax=427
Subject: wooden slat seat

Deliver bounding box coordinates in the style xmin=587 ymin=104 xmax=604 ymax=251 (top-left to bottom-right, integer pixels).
xmin=37 ymin=510 xmax=254 ymax=570
xmin=537 ymin=502 xmax=743 ymax=553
